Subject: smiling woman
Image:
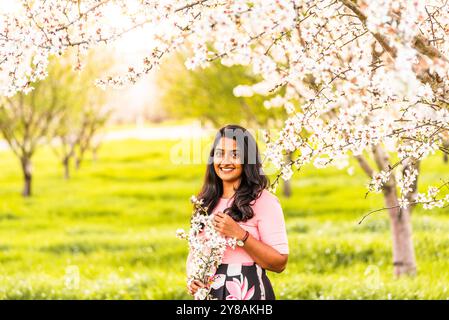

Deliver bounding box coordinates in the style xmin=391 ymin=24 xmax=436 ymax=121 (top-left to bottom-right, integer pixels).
xmin=186 ymin=124 xmax=289 ymax=300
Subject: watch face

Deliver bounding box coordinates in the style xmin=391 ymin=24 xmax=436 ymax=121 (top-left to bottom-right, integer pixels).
xmin=237 ymin=240 xmax=244 ymax=247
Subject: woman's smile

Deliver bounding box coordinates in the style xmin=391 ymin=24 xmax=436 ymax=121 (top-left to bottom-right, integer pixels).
xmin=219 ymin=166 xmax=235 ymax=173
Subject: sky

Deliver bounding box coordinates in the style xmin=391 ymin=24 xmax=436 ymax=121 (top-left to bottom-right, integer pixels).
xmin=105 ymin=25 xmax=161 ymax=124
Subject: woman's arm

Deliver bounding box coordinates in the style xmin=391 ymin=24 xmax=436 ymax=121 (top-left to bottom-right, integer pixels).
xmin=214 ymin=212 xmax=288 ymax=273
xmin=241 ymin=230 xmax=288 ymax=273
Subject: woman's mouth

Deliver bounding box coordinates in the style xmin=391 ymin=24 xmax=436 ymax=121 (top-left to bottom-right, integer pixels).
xmin=220 ymin=167 xmax=235 ymax=173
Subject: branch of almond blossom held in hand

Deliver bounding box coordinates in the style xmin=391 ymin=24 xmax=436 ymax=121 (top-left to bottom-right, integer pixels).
xmin=176 ymin=195 xmax=237 ymax=300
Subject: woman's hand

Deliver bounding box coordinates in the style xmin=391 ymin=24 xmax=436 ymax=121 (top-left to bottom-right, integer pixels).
xmin=187 ymin=279 xmax=208 ymax=296
xmin=213 ymin=211 xmax=246 ymax=239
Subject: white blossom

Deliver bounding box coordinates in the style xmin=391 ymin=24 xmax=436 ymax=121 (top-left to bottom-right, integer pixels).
xmin=398 ymin=197 xmax=410 ymax=209
xmin=369 ymin=171 xmax=392 ymax=193
xmin=233 ymin=85 xmax=253 ymax=97
xmin=176 ymin=228 xmax=188 ymax=240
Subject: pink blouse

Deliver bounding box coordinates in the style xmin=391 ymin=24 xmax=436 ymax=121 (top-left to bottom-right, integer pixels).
xmin=187 ymin=189 xmax=289 ymax=269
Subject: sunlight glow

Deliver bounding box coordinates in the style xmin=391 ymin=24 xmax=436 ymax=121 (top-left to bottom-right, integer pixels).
xmin=0 ymin=1 xmax=21 ymax=14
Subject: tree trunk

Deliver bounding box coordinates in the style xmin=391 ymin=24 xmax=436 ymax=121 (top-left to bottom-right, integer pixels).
xmin=283 ymin=178 xmax=292 ymax=197
xmin=63 ymin=156 xmax=70 ymax=180
xmin=443 ymin=138 xmax=449 ymax=163
xmin=92 ymin=147 xmax=98 ymax=163
xmin=372 ymin=144 xmax=417 ymax=276
xmin=75 ymin=157 xmax=81 ymax=170
xmin=282 ymin=151 xmax=293 ymax=197
xmin=21 ymin=156 xmax=32 ymax=197
xmin=383 ymin=184 xmax=417 ymax=276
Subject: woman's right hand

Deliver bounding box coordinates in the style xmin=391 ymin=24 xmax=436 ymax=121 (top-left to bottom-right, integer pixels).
xmin=187 ymin=279 xmax=208 ymax=296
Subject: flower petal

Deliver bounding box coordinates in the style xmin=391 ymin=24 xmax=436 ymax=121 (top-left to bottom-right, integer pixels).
xmin=210 ymin=274 xmax=226 ymax=290
xmin=226 ymin=280 xmax=242 ymax=300
xmin=242 ymin=276 xmax=248 ymax=295
xmin=226 ymin=264 xmax=242 ymax=276
xmin=243 ymin=285 xmax=255 ymax=300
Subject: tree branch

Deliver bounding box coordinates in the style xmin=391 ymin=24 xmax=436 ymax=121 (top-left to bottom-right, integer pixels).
xmin=340 ymin=0 xmax=448 ymax=62
xmin=354 ymin=154 xmax=374 ymax=178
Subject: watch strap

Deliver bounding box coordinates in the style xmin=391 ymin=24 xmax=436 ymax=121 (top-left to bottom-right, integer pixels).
xmin=242 ymin=230 xmax=250 ymax=243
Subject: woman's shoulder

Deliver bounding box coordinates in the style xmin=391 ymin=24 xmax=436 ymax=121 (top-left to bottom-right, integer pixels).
xmin=249 ymin=189 xmax=283 ymax=223
xmin=261 ymin=188 xmax=280 ymax=201
xmin=252 ymin=189 xmax=281 ymax=208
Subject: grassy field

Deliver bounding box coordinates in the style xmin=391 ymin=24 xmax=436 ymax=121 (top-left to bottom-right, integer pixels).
xmin=0 ymin=137 xmax=448 ymax=299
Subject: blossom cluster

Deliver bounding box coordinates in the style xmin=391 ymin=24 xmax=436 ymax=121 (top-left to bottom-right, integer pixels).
xmin=176 ymin=195 xmax=237 ymax=300
xmin=369 ymin=170 xmax=392 ymax=193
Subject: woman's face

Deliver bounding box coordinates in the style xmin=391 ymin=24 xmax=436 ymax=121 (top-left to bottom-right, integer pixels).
xmin=213 ymin=137 xmax=243 ymax=183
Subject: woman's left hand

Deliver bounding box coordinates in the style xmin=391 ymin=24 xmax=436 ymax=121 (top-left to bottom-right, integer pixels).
xmin=213 ymin=211 xmax=245 ymax=239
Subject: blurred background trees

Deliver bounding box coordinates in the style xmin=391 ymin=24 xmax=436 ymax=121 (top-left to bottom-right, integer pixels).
xmin=157 ymin=52 xmax=283 ymax=128
xmin=0 ymin=59 xmax=72 ymax=196
xmin=0 ymin=51 xmax=112 ymax=196
xmin=52 ymin=51 xmax=112 ymax=180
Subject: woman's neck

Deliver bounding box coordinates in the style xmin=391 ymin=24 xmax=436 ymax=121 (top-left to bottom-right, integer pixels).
xmin=222 ymin=179 xmax=241 ymax=199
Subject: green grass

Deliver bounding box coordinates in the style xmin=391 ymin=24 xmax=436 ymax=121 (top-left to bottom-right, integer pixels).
xmin=0 ymin=137 xmax=448 ymax=299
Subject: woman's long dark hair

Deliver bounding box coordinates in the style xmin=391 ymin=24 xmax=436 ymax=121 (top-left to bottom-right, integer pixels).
xmin=196 ymin=124 xmax=269 ymax=222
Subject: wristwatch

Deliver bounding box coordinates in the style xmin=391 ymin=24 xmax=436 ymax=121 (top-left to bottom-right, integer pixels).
xmin=236 ymin=231 xmax=250 ymax=247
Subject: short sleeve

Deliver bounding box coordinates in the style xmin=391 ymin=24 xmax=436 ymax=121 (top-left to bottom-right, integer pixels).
xmin=256 ymin=193 xmax=289 ymax=254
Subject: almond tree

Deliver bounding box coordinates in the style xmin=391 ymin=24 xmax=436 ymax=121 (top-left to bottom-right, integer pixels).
xmin=54 ymin=105 xmax=110 ymax=179
xmin=0 ymin=61 xmax=71 ymax=196
xmin=52 ymin=51 xmax=112 ymax=179
xmin=73 ymin=105 xmax=111 ymax=170
xmin=1 ymin=0 xmax=449 ymax=276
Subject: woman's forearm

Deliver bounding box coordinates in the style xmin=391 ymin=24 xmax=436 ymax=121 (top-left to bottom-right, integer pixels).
xmin=240 ymin=232 xmax=288 ymax=273
xmin=212 ymin=212 xmax=288 ymax=273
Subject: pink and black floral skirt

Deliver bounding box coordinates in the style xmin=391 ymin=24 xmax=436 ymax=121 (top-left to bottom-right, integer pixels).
xmin=209 ymin=263 xmax=275 ymax=300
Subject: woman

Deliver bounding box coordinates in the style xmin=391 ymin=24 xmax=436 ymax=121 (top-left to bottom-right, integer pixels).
xmin=186 ymin=124 xmax=289 ymax=300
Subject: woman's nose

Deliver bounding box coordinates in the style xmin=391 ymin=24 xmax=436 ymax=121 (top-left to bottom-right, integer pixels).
xmin=221 ymin=152 xmax=233 ymax=164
